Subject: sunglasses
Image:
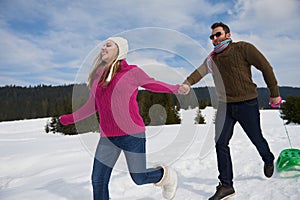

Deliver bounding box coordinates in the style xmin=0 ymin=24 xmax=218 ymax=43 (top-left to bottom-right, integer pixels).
xmin=209 ymin=32 xmax=223 ymax=40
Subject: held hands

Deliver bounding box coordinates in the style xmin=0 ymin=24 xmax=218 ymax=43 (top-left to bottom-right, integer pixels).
xmin=178 ymin=84 xmax=190 ymax=95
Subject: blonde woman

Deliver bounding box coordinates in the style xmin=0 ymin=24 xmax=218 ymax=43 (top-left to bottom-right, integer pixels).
xmin=60 ymin=37 xmax=188 ymax=200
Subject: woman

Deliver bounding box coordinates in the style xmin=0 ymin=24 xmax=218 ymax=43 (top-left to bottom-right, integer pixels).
xmin=60 ymin=37 xmax=186 ymax=200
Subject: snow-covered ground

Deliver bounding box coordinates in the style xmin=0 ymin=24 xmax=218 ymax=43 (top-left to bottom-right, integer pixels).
xmin=1 ymin=107 xmax=300 ymax=200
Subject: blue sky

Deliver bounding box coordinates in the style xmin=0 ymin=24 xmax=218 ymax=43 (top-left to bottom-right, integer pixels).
xmin=0 ymin=0 xmax=299 ymax=87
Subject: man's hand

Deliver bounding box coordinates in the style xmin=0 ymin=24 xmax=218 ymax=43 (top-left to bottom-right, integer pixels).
xmin=270 ymin=96 xmax=282 ymax=108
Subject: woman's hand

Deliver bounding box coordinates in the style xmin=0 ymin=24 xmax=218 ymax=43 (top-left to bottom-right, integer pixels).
xmin=59 ymin=114 xmax=74 ymax=126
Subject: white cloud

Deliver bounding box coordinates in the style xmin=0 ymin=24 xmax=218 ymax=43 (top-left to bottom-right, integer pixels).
xmin=128 ymin=56 xmax=188 ymax=83
xmin=0 ymin=0 xmax=299 ymax=87
xmin=225 ymin=0 xmax=300 ymax=87
xmin=229 ymin=0 xmax=300 ymax=35
xmin=0 ymin=28 xmax=53 ymax=70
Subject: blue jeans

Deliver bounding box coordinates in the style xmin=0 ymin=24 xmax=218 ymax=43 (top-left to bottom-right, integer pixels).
xmin=91 ymin=132 xmax=163 ymax=200
xmin=215 ymin=98 xmax=274 ymax=186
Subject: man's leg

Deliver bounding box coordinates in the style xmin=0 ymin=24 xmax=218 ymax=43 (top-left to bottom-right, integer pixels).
xmin=236 ymin=98 xmax=274 ymax=177
xmin=215 ymin=102 xmax=236 ymax=187
xmin=209 ymin=102 xmax=236 ymax=200
xmin=236 ymin=98 xmax=274 ymax=164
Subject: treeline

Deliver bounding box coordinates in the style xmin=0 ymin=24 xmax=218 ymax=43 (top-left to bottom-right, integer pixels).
xmin=1 ymin=84 xmax=75 ymax=121
xmin=45 ymin=91 xmax=191 ymax=135
xmin=1 ymin=84 xmax=300 ymax=122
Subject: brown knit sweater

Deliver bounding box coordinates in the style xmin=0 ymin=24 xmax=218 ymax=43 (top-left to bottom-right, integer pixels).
xmin=184 ymin=41 xmax=280 ymax=102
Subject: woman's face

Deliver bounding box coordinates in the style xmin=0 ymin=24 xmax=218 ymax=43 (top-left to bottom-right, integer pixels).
xmin=101 ymin=40 xmax=119 ymax=63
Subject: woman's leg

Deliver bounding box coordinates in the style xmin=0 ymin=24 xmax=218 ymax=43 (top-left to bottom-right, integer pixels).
xmin=118 ymin=132 xmax=163 ymax=185
xmin=119 ymin=132 xmax=177 ymax=199
xmin=91 ymin=137 xmax=121 ymax=200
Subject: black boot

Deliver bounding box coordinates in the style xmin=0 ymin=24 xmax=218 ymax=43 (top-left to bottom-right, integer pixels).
xmin=264 ymin=162 xmax=274 ymax=178
xmin=208 ymin=183 xmax=235 ymax=200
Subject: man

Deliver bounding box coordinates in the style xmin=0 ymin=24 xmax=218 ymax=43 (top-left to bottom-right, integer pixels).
xmin=181 ymin=22 xmax=282 ymax=200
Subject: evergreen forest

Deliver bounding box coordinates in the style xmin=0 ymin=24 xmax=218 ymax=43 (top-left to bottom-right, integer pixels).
xmin=1 ymin=85 xmax=299 ymax=134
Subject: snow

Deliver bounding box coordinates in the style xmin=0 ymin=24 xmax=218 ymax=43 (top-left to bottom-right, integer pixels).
xmin=1 ymin=107 xmax=300 ymax=200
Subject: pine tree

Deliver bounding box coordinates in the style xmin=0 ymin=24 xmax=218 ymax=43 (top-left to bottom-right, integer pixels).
xmin=194 ymin=108 xmax=206 ymax=124
xmin=281 ymin=96 xmax=300 ymax=124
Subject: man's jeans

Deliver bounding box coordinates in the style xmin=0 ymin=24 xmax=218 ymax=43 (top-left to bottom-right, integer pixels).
xmin=91 ymin=132 xmax=163 ymax=200
xmin=215 ymin=98 xmax=274 ymax=186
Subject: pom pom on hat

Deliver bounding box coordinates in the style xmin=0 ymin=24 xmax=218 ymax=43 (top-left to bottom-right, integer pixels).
xmin=106 ymin=37 xmax=128 ymax=82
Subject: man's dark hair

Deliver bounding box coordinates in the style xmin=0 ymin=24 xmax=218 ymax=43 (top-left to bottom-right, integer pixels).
xmin=211 ymin=22 xmax=230 ymax=34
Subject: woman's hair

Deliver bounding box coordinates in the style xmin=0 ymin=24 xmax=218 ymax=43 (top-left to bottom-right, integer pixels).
xmin=98 ymin=60 xmax=122 ymax=87
xmin=211 ymin=22 xmax=230 ymax=34
xmin=87 ymin=48 xmax=121 ymax=88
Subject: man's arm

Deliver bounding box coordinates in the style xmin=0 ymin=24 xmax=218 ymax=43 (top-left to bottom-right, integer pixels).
xmin=183 ymin=60 xmax=208 ymax=86
xmin=244 ymin=42 xmax=280 ymax=98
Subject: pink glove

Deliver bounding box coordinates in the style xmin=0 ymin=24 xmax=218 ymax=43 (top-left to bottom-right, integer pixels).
xmin=270 ymin=96 xmax=282 ymax=108
xmin=59 ymin=114 xmax=75 ymax=125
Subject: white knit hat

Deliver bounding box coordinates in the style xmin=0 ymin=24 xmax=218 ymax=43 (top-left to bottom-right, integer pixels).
xmin=106 ymin=37 xmax=128 ymax=82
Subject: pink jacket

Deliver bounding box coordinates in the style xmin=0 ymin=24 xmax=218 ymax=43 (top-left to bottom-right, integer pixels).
xmin=60 ymin=60 xmax=180 ymax=137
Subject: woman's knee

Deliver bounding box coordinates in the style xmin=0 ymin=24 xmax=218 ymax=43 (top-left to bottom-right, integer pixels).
xmin=130 ymin=173 xmax=146 ymax=185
